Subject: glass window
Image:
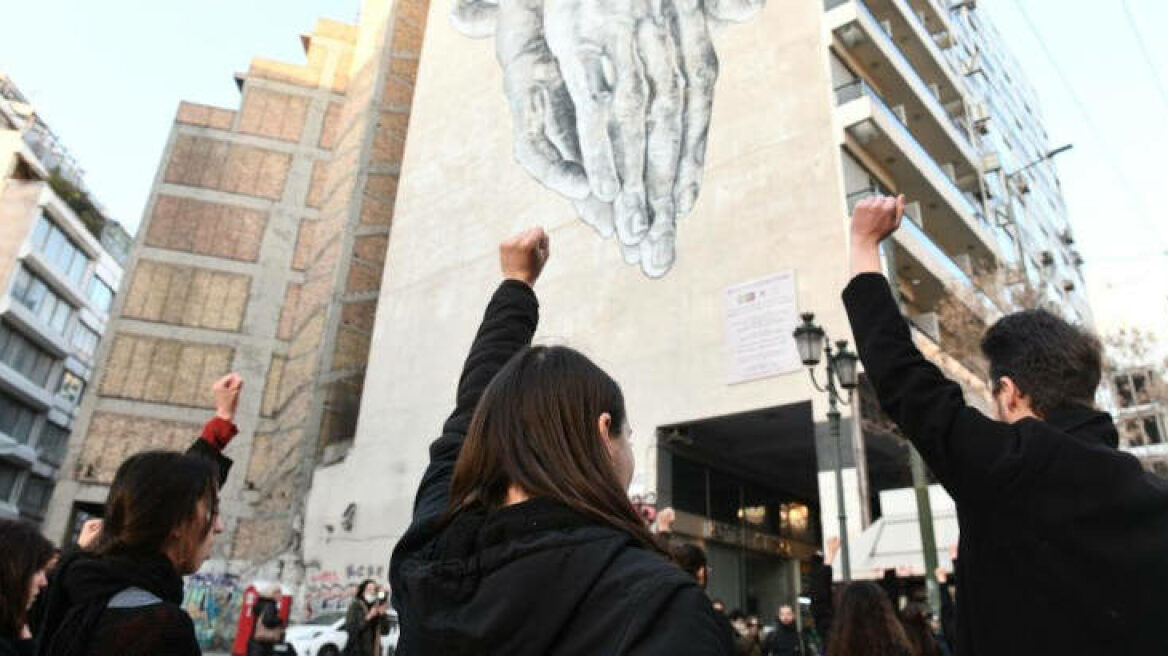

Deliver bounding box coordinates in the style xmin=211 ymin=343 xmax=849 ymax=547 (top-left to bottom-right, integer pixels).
xmin=34 ymin=214 xmax=90 ymax=286
xmin=0 ymin=323 xmax=56 ymax=387
xmin=71 ymin=324 xmax=100 ymax=361
xmin=36 ymin=422 xmax=70 ymax=467
xmin=0 ymin=390 xmax=38 ymax=443
xmin=0 ymin=464 xmax=19 ymax=503
xmin=87 ymin=278 xmax=114 ymax=314
xmin=18 ymin=476 xmax=52 ymax=518
xmin=58 ymin=371 xmax=85 ymax=406
xmin=11 ymin=267 xmax=76 ymax=336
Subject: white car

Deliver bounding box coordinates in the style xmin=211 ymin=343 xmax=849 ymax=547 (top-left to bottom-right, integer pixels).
xmin=285 ymin=611 xmax=399 ymax=656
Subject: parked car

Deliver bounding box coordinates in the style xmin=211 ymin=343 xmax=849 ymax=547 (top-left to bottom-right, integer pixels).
xmin=285 ymin=611 xmax=399 ymax=656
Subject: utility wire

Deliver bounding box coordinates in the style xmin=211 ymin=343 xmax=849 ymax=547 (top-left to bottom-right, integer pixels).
xmin=1008 ymin=0 xmax=1165 ymax=247
xmin=1119 ymin=0 xmax=1168 ymax=115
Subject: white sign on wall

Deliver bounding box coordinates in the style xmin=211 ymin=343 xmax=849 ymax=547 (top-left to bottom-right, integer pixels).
xmin=725 ymin=270 xmax=802 ymax=384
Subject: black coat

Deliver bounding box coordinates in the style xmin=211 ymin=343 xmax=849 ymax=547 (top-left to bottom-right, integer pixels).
xmin=0 ymin=637 xmax=33 ymax=656
xmin=843 ymin=273 xmax=1168 ymax=655
xmin=389 ymin=280 xmax=732 ymax=656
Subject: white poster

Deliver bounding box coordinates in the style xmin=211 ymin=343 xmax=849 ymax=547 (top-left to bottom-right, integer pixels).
xmin=725 ymin=270 xmax=802 ymax=384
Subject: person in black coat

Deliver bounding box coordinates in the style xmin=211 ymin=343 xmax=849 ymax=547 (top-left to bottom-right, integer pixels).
xmin=35 ymin=374 xmax=243 ymax=656
xmin=342 ymin=580 xmax=387 ymax=656
xmin=389 ymin=228 xmax=731 ymax=655
xmin=0 ymin=520 xmax=54 ymax=656
xmin=842 ymin=195 xmax=1168 ymax=654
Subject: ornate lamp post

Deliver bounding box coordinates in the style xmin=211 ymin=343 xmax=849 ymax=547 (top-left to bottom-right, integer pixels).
xmin=794 ymin=313 xmax=859 ymax=581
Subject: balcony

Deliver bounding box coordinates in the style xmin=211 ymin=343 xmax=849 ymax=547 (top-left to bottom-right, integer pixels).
xmin=827 ymin=0 xmax=979 ymax=182
xmin=836 ymin=80 xmax=1000 ymax=265
xmin=828 ymin=0 xmax=966 ymax=119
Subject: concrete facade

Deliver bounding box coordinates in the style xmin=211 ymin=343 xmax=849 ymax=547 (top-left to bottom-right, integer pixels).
xmin=0 ymin=75 xmax=126 ymax=525
xmin=44 ymin=2 xmax=429 ymax=645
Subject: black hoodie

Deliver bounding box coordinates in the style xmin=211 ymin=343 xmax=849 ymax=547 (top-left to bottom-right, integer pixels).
xmin=843 ymin=273 xmax=1168 ymax=655
xmin=390 ymin=280 xmax=732 ymax=656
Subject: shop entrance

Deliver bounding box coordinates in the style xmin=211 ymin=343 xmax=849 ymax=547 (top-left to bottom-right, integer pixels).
xmin=657 ymin=401 xmax=820 ymax=616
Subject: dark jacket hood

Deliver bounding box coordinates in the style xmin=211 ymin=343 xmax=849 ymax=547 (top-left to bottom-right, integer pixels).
xmin=1045 ymin=404 xmax=1120 ymax=450
xmin=395 ymin=498 xmax=695 ymax=655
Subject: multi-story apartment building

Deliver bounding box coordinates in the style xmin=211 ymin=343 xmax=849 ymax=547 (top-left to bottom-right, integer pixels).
xmin=1104 ymin=367 xmax=1168 ymax=475
xmin=0 ymin=74 xmax=127 ymax=524
xmin=45 ymin=0 xmax=1094 ymax=639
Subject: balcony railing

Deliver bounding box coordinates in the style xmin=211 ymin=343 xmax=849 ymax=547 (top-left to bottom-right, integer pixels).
xmin=835 ymin=79 xmax=987 ymax=227
xmin=850 ymin=0 xmax=972 ymax=144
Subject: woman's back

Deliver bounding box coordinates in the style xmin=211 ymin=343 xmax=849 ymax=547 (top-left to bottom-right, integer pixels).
xmin=394 ymin=498 xmax=725 ymax=655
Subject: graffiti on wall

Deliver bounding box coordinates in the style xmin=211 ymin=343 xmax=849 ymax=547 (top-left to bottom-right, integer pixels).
xmin=452 ymin=0 xmax=766 ymax=277
xmin=304 ymin=564 xmax=388 ymax=619
xmin=182 ymin=572 xmax=240 ymax=649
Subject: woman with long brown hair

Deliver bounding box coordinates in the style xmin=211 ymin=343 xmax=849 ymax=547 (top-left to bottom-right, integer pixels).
xmin=0 ymin=519 xmax=54 ymax=656
xmin=824 ymin=583 xmax=912 ymax=656
xmin=389 ymin=228 xmax=731 ymax=655
xmin=35 ymin=374 xmax=243 ymax=656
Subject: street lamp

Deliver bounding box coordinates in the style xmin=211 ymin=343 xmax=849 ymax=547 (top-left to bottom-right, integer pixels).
xmin=793 ymin=313 xmax=859 ymax=581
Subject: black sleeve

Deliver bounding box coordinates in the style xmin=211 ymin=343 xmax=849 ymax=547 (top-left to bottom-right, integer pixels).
xmin=186 ymin=439 xmax=233 ymax=487
xmin=842 ymin=273 xmax=1033 ymax=504
xmin=809 ymin=562 xmax=834 ymax=642
xmin=939 ymin=563 xmax=957 ymax=647
xmin=410 ymin=279 xmax=539 ymax=523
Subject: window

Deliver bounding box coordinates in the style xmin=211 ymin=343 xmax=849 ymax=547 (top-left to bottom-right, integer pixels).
xmin=18 ymin=475 xmax=52 ymax=518
xmin=31 ymin=214 xmax=90 ymax=286
xmin=58 ymin=371 xmax=85 ymax=406
xmin=87 ymin=278 xmax=114 ymax=314
xmin=36 ymin=422 xmax=69 ymax=466
xmin=0 ymin=464 xmax=19 ymax=503
xmin=0 ymin=322 xmax=57 ymax=387
xmin=71 ymin=324 xmax=100 ymax=361
xmin=11 ymin=267 xmax=76 ymax=335
xmin=0 ymin=390 xmax=39 ymax=443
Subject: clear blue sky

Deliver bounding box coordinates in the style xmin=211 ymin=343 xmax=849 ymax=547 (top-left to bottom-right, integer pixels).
xmin=2 ymin=0 xmax=1165 ymax=340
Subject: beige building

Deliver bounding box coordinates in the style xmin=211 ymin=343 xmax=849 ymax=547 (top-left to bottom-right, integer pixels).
xmin=47 ymin=0 xmax=1093 ymax=641
xmin=0 ymin=74 xmax=127 ymax=525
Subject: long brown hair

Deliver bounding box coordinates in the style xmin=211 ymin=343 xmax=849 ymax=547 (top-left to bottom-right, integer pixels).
xmin=95 ymin=450 xmax=219 ymax=561
xmin=448 ymin=346 xmax=663 ymax=553
xmin=0 ymin=519 xmax=54 ymax=639
xmin=827 ymin=582 xmax=912 ymax=656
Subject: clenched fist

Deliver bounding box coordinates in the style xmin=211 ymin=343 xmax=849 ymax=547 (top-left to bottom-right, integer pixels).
xmin=500 ymin=227 xmax=551 ymax=287
xmin=213 ymin=373 xmax=243 ymax=423
xmin=850 ymin=193 xmax=906 ymax=276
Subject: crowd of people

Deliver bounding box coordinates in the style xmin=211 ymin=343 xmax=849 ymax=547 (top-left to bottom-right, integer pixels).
xmin=3 ymin=196 xmax=1168 ymax=655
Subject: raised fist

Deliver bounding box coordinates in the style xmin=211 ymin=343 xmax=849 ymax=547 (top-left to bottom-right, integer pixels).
xmin=212 ymin=373 xmax=243 ymax=422
xmin=500 ymin=227 xmax=551 ymax=286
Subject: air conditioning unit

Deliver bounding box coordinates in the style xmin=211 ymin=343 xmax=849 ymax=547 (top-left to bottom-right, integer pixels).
xmin=971 ymin=103 xmax=990 ymax=134
xmin=1063 ymin=280 xmax=1076 ymax=293
xmin=911 ymin=312 xmax=942 ymax=344
xmin=962 ymin=53 xmax=983 ymax=77
xmin=1040 ymin=251 xmax=1055 ymax=267
xmin=892 ymin=104 xmax=908 ymax=124
xmin=1061 ymin=229 xmax=1075 ymax=245
xmin=982 ymin=152 xmax=1002 ymax=174
xmin=934 ymin=31 xmax=955 ymax=50
xmin=953 ymin=253 xmax=974 ymax=276
xmin=929 ymin=82 xmax=943 ymax=101
xmin=904 ymin=201 xmax=924 ymax=228
xmin=1013 ymin=176 xmax=1031 ymax=195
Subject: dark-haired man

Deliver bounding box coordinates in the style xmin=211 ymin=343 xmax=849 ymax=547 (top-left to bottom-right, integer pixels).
xmin=841 ymin=195 xmax=1168 ymax=655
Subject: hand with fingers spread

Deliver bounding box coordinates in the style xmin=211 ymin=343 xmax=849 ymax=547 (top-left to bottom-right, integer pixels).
xmin=500 ymin=226 xmax=551 ymax=287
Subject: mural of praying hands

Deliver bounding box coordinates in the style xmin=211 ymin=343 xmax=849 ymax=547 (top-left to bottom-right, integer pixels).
xmin=451 ymin=0 xmax=765 ymax=277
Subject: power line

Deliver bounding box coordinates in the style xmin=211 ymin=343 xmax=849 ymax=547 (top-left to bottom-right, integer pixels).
xmin=1119 ymin=0 xmax=1168 ymax=115
xmin=1008 ymin=0 xmax=1165 ymax=245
